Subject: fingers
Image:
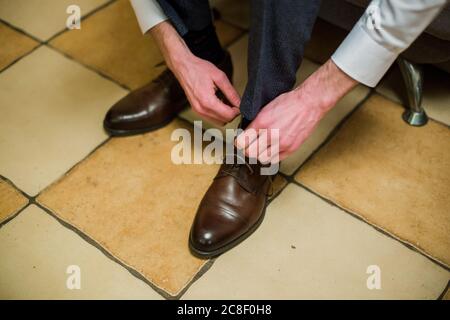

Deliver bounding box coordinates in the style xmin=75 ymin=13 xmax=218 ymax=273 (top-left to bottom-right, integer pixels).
xmin=187 ymin=92 xmax=226 ymax=126
xmin=191 ymin=85 xmax=240 ymax=125
xmin=213 ymin=71 xmax=241 ymax=108
xmin=235 ymin=125 xmax=259 ymax=152
xmin=208 ymin=97 xmax=240 ymax=123
xmin=258 ymin=139 xmax=275 ymax=164
xmin=235 ymin=122 xmax=283 ymax=164
xmin=188 ymin=91 xmax=235 ymax=126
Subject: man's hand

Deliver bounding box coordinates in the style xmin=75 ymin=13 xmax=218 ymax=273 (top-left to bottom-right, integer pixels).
xmin=236 ymin=59 xmax=358 ymax=163
xmin=151 ymin=22 xmax=240 ymax=126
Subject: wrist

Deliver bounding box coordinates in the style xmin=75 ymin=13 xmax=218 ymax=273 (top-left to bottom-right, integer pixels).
xmin=165 ymin=44 xmax=195 ymax=73
xmin=321 ymin=59 xmax=358 ymax=107
xmin=150 ymin=21 xmax=194 ymax=72
xmin=294 ymin=59 xmax=358 ymax=113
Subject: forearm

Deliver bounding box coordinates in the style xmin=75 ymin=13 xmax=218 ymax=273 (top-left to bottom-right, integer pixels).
xmin=149 ymin=21 xmax=193 ymax=72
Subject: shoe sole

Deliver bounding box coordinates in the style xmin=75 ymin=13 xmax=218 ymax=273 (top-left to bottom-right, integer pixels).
xmin=103 ymin=114 xmax=177 ymax=137
xmin=188 ymin=203 xmax=268 ymax=259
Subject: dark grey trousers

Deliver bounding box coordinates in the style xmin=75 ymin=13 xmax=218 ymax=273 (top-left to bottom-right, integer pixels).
xmin=156 ymin=0 xmax=321 ymax=120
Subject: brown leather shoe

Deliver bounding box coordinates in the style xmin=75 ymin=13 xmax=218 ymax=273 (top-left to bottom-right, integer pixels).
xmin=189 ymin=155 xmax=273 ymax=258
xmin=103 ymin=51 xmax=233 ymax=136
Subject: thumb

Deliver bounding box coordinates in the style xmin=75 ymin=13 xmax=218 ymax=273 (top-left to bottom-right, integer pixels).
xmin=213 ymin=71 xmax=241 ymax=108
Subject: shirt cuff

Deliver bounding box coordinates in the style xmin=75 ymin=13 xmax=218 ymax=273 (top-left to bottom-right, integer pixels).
xmin=331 ymin=23 xmax=398 ymax=87
xmin=130 ymin=0 xmax=168 ymax=34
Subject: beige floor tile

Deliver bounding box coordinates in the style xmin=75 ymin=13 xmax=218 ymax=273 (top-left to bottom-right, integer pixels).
xmin=50 ymin=0 xmax=243 ymax=90
xmin=0 ymin=205 xmax=162 ymax=299
xmin=0 ymin=46 xmax=128 ymax=196
xmin=0 ymin=178 xmax=28 ymax=224
xmin=296 ymin=94 xmax=450 ymax=267
xmin=183 ymin=185 xmax=449 ymax=299
xmin=37 ymin=120 xmax=220 ymax=297
xmin=0 ymin=0 xmax=109 ymax=41
xmin=181 ymin=35 xmax=369 ymax=175
xmin=211 ymin=0 xmax=250 ymax=29
xmin=0 ymin=22 xmax=39 ymax=71
xmin=376 ymin=64 xmax=450 ymax=126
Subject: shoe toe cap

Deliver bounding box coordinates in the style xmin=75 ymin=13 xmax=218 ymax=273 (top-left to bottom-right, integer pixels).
xmin=189 ymin=204 xmax=246 ymax=256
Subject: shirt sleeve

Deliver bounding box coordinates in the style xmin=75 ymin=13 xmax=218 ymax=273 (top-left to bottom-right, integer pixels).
xmin=130 ymin=0 xmax=168 ymax=34
xmin=331 ymin=0 xmax=447 ymax=87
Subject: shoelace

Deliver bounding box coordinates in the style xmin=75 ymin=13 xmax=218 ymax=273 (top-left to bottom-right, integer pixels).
xmin=222 ymin=153 xmax=254 ymax=175
xmin=219 ymin=153 xmax=274 ymax=196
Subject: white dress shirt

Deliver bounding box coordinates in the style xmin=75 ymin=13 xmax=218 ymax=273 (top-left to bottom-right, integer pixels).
xmin=130 ymin=0 xmax=447 ymax=87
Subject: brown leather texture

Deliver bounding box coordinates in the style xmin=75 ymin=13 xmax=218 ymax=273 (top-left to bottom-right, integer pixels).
xmin=103 ymin=51 xmax=233 ymax=135
xmin=190 ymin=158 xmax=272 ymax=257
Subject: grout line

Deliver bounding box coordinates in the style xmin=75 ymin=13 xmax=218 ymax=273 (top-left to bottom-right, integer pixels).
xmin=0 ymin=43 xmax=43 ymax=74
xmin=0 ymin=18 xmax=42 ymax=43
xmin=0 ymin=174 xmax=33 ymax=201
xmin=0 ymin=0 xmax=117 ymax=45
xmin=289 ymin=179 xmax=450 ymax=273
xmin=45 ymin=17 xmax=248 ymax=96
xmin=16 ymin=130 xmax=179 ymax=300
xmin=1 ymin=3 xmax=447 ymax=297
xmin=0 ymin=0 xmax=119 ymax=73
xmin=281 ymin=88 xmax=450 ymax=271
xmin=437 ymin=280 xmax=449 ymax=300
xmin=0 ymin=203 xmax=31 ymax=229
xmin=33 ymin=200 xmax=175 ymax=300
xmin=170 ymin=87 xmax=372 ymax=297
xmin=176 ymin=259 xmax=216 ymax=300
xmin=32 ymin=136 xmax=112 ymax=200
xmin=0 ymin=175 xmax=32 ymax=229
xmin=27 ymin=123 xmax=215 ymax=301
xmin=0 ymin=2 xmax=245 ymax=93
xmin=0 ymin=19 xmax=246 ymax=299
xmin=44 ymin=0 xmax=118 ymax=44
xmin=45 ymin=44 xmax=131 ymax=91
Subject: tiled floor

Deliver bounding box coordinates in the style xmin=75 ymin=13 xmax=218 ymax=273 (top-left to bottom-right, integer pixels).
xmin=0 ymin=0 xmax=110 ymax=41
xmin=49 ymin=0 xmax=243 ymax=90
xmin=296 ymin=94 xmax=450 ymax=267
xmin=0 ymin=46 xmax=127 ymax=196
xmin=0 ymin=177 xmax=28 ymax=224
xmin=183 ymin=185 xmax=449 ymax=300
xmin=0 ymin=21 xmax=39 ymax=71
xmin=0 ymin=0 xmax=449 ymax=300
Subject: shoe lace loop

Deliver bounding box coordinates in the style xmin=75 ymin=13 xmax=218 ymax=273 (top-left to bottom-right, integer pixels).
xmin=223 ymin=153 xmax=254 ymax=175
